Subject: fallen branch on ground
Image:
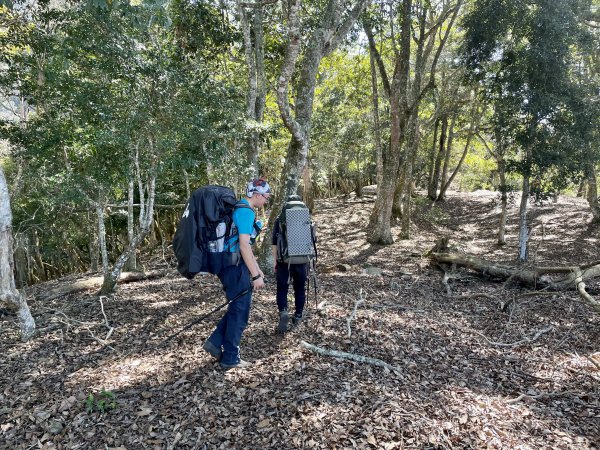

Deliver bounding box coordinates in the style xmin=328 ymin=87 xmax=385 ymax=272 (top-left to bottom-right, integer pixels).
xmin=300 ymin=341 xmax=401 ymax=375
xmin=429 ymin=246 xmax=600 ymax=312
xmin=469 ymin=325 xmax=554 ymax=348
xmin=39 ymin=269 xmax=171 ymax=301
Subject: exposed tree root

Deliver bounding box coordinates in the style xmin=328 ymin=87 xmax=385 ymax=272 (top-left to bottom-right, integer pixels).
xmin=430 ymin=249 xmax=600 ymax=312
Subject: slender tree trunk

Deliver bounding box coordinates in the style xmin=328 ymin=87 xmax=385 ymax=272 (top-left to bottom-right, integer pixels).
xmin=260 ymin=0 xmax=370 ymax=266
xmin=398 ymin=112 xmax=419 ymax=238
xmin=368 ymin=45 xmax=383 ymax=188
xmin=427 ymin=117 xmax=440 ymax=199
xmin=438 ymin=99 xmax=479 ymax=199
xmin=576 ymin=179 xmax=586 ymax=198
xmin=497 ymin=156 xmax=508 ymax=245
xmin=88 ymin=210 xmax=99 ymax=272
xmin=100 ymin=156 xmax=157 ymax=295
xmin=238 ymin=1 xmax=267 ymax=175
xmin=123 ymin=173 xmax=137 ymax=272
xmin=586 ymin=163 xmax=600 ymax=223
xmin=430 ymin=114 xmax=448 ymax=200
xmin=0 ymin=167 xmax=35 ymax=340
xmin=518 ymin=175 xmax=531 ymax=262
xmin=437 ymin=113 xmax=456 ymax=201
xmin=96 ymin=199 xmax=109 ymax=274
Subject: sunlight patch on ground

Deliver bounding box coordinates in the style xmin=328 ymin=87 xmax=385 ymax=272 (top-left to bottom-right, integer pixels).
xmin=146 ymin=300 xmax=180 ymax=309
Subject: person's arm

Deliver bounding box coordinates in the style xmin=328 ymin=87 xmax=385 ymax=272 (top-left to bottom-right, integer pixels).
xmin=271 ymin=218 xmax=280 ymax=272
xmin=271 ymin=245 xmax=278 ymax=272
xmin=239 ymin=233 xmax=265 ymax=290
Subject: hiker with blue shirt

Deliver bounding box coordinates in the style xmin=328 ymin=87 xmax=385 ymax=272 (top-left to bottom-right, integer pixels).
xmin=202 ymin=177 xmax=271 ymax=370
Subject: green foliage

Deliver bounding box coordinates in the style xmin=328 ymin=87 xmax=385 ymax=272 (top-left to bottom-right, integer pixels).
xmin=461 ymin=0 xmax=599 ymax=193
xmin=85 ymin=390 xmax=117 ymax=414
xmin=1 ymin=0 xmax=247 ymax=282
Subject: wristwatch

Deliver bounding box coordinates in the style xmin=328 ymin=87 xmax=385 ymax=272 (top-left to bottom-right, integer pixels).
xmin=251 ymin=274 xmax=262 ymax=281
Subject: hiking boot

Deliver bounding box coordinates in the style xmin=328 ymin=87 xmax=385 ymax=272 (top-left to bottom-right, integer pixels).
xmin=202 ymin=340 xmax=222 ymax=362
xmin=220 ymin=359 xmax=252 ymax=370
xmin=277 ymin=309 xmax=289 ymax=334
xmin=292 ymin=315 xmax=303 ymax=327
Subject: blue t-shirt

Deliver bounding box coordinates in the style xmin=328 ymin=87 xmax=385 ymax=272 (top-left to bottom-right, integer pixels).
xmin=233 ymin=199 xmax=255 ymax=235
xmin=225 ymin=199 xmax=256 ymax=252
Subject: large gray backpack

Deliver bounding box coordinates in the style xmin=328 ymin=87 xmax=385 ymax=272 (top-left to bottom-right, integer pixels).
xmin=277 ymin=197 xmax=316 ymax=264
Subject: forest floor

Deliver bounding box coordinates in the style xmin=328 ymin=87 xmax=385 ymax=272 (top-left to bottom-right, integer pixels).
xmin=1 ymin=189 xmax=599 ymax=450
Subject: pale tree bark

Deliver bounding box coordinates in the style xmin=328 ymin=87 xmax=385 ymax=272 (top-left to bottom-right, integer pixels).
xmin=100 ymin=138 xmax=157 ymax=295
xmin=518 ymin=174 xmax=531 ymax=262
xmin=497 ymin=157 xmax=508 ymax=245
xmin=258 ymin=0 xmax=370 ymax=267
xmin=426 ymin=116 xmax=440 ymax=199
xmin=123 ymin=172 xmax=137 ymax=272
xmin=0 ymin=166 xmax=35 ymax=340
xmin=95 ymin=194 xmax=109 ymax=274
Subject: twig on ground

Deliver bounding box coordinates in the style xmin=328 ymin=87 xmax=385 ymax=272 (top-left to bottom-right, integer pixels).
xmin=506 ymin=390 xmax=581 ymax=404
xmin=470 ymin=325 xmax=554 ymax=348
xmin=98 ymin=295 xmax=114 ymax=341
xmin=346 ymin=289 xmax=364 ymax=338
xmin=300 ymin=341 xmax=401 ymax=375
xmin=585 ymin=355 xmax=600 ymax=371
xmin=457 ymin=293 xmax=496 ymax=301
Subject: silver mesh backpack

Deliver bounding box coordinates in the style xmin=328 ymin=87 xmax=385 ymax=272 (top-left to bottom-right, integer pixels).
xmin=277 ymin=199 xmax=316 ymax=264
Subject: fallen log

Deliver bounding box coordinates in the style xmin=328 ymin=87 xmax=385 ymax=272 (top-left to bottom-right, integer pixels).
xmin=430 ymin=252 xmax=600 ymax=312
xmin=39 ymin=269 xmax=171 ymax=301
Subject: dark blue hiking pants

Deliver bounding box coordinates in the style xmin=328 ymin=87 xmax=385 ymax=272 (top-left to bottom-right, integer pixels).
xmin=276 ymin=262 xmax=307 ymax=318
xmin=208 ymin=264 xmax=251 ymax=365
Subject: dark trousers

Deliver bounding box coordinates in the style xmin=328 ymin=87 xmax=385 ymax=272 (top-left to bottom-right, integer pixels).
xmin=276 ymin=262 xmax=307 ymax=317
xmin=208 ymin=264 xmax=251 ymax=365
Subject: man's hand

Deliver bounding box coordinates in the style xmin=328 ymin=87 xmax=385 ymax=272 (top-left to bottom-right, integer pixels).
xmin=253 ymin=276 xmax=265 ymax=290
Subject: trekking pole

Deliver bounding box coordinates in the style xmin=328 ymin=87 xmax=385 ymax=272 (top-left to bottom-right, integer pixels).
xmin=160 ymin=285 xmax=252 ymax=346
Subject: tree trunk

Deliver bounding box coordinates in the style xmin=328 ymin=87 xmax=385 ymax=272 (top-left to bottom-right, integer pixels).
xmin=518 ymin=174 xmax=531 ymax=262
xmin=238 ymin=1 xmax=267 ymax=175
xmin=438 ymin=98 xmax=479 ymax=200
xmin=96 ymin=199 xmax=109 ymax=274
xmin=427 ymin=117 xmax=440 ymax=199
xmin=586 ymin=163 xmax=600 ymax=223
xmin=497 ymin=157 xmax=508 ymax=245
xmin=0 ymin=166 xmax=35 ymax=340
xmin=398 ymin=113 xmax=419 ymax=238
xmin=259 ymin=0 xmax=370 ymax=266
xmin=100 ymin=157 xmax=156 ymax=295
xmin=123 ymin=174 xmax=137 ymax=272
xmin=437 ymin=113 xmax=456 ymax=201
xmin=367 ymin=0 xmax=412 ymax=244
xmin=368 ymin=42 xmax=383 ymax=189
xmin=430 ymin=114 xmax=448 ymax=200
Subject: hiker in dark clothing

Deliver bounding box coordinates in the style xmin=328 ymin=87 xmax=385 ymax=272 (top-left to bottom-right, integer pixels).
xmin=271 ymin=211 xmax=308 ymax=333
